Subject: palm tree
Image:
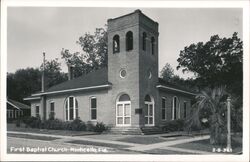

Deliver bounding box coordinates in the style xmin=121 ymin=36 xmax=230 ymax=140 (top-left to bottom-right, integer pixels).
xmin=186 ymin=86 xmax=229 ymax=145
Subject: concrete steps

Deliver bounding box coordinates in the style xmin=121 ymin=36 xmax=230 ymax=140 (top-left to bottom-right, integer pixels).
xmin=140 ymin=127 xmax=163 ymax=135
xmin=107 ymin=126 xmax=164 ymax=135
xmin=108 ymin=127 xmax=143 ymax=135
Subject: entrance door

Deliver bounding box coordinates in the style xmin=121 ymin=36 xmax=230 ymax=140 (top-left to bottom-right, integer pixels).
xmin=145 ymin=102 xmax=154 ymax=126
xmin=116 ymin=101 xmax=131 ymax=126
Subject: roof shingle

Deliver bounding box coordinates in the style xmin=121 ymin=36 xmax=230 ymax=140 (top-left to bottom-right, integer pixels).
xmin=44 ymin=68 xmax=110 ymax=93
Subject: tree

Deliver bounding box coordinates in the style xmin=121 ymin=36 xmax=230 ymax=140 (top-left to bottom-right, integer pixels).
xmin=177 ymin=32 xmax=243 ymax=97
xmin=186 ymin=86 xmax=229 ymax=145
xmin=160 ymin=63 xmax=174 ymax=81
xmin=160 ymin=63 xmax=198 ymax=91
xmin=40 ymin=58 xmax=67 ymax=88
xmin=7 ymin=68 xmax=41 ymax=103
xmin=61 ymin=27 xmax=108 ymax=77
xmin=7 ymin=59 xmax=67 ymax=103
xmin=177 ymin=32 xmax=243 ymax=134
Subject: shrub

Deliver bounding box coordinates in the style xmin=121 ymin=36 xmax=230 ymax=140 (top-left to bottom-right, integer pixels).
xmin=44 ymin=119 xmax=64 ymax=130
xmin=86 ymin=121 xmax=95 ymax=131
xmin=15 ymin=118 xmax=21 ymax=127
xmin=94 ymin=122 xmax=107 ymax=133
xmin=24 ymin=116 xmax=42 ymax=128
xmin=69 ymin=118 xmax=86 ymax=131
xmin=162 ymin=119 xmax=184 ymax=132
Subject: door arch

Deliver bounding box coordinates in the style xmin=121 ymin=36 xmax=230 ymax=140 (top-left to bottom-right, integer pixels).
xmin=116 ymin=94 xmax=131 ymax=126
xmin=144 ymin=94 xmax=154 ymax=126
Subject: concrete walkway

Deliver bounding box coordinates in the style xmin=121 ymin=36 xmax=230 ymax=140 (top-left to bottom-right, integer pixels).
xmin=7 ymin=131 xmax=143 ymax=147
xmin=127 ymin=135 xmax=210 ymax=151
xmin=7 ymin=131 xmax=210 ymax=154
xmin=162 ymin=146 xmax=212 ymax=154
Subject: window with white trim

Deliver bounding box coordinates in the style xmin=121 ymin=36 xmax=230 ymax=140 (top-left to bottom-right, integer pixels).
xmin=90 ymin=97 xmax=97 ymax=120
xmin=172 ymin=96 xmax=179 ymax=120
xmin=184 ymin=101 xmax=187 ymax=118
xmin=65 ymin=96 xmax=78 ymax=121
xmin=35 ymin=105 xmax=40 ymax=118
xmin=161 ymin=97 xmax=166 ymax=120
xmin=50 ymin=102 xmax=55 ymax=119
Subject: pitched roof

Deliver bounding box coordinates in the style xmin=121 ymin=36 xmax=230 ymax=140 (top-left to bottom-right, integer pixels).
xmin=32 ymin=68 xmax=111 ymax=96
xmin=27 ymin=68 xmax=195 ymax=98
xmin=7 ymin=99 xmax=30 ymax=110
xmin=157 ymin=78 xmax=197 ymax=96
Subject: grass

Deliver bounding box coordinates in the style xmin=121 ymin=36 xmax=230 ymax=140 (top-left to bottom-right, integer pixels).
xmin=145 ymin=148 xmax=193 ymax=154
xmin=7 ymin=123 xmax=98 ymax=136
xmin=7 ymin=133 xmax=60 ymax=141
xmin=173 ymin=135 xmax=242 ymax=154
xmin=117 ymin=136 xmax=167 ymax=144
xmin=66 ymin=140 xmax=130 ymax=149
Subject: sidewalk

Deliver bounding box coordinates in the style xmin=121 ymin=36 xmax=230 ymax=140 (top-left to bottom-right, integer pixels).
xmin=7 ymin=131 xmax=211 ymax=154
xmin=127 ymin=135 xmax=209 ymax=151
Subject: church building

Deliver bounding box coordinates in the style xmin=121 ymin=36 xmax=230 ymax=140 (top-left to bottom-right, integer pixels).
xmin=24 ymin=10 xmax=195 ymax=134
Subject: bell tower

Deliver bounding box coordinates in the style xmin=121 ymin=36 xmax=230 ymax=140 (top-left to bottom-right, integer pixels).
xmin=107 ymin=10 xmax=159 ymax=128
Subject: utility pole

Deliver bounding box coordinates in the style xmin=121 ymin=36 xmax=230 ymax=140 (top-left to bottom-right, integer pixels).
xmin=226 ymin=96 xmax=232 ymax=152
xmin=41 ymin=52 xmax=45 ymax=92
xmin=41 ymin=52 xmax=46 ymax=121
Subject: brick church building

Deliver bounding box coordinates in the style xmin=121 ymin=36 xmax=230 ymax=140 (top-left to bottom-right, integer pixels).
xmin=24 ymin=10 xmax=195 ymax=134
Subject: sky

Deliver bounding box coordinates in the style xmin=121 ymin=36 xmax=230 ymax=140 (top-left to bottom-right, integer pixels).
xmin=7 ymin=7 xmax=242 ymax=79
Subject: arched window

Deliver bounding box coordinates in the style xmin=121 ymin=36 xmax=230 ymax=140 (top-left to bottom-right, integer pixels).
xmin=172 ymin=96 xmax=179 ymax=120
xmin=142 ymin=32 xmax=147 ymax=51
xmin=113 ymin=35 xmax=120 ymax=53
xmin=126 ymin=31 xmax=133 ymax=51
xmin=65 ymin=96 xmax=78 ymax=121
xmin=145 ymin=94 xmax=151 ymax=102
xmin=144 ymin=94 xmax=154 ymax=126
xmin=151 ymin=37 xmax=155 ymax=55
xmin=116 ymin=94 xmax=131 ymax=126
xmin=119 ymin=94 xmax=130 ymax=101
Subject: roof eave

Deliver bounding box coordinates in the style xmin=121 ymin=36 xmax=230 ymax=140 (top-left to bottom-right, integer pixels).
xmin=23 ymin=96 xmax=41 ymax=101
xmin=156 ymin=85 xmax=197 ymax=96
xmin=31 ymin=84 xmax=112 ymax=97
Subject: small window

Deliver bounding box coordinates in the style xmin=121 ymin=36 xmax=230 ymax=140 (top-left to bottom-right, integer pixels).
xmin=184 ymin=102 xmax=187 ymax=118
xmin=113 ymin=35 xmax=120 ymax=53
xmin=162 ymin=97 xmax=166 ymax=120
xmin=151 ymin=37 xmax=155 ymax=55
xmin=35 ymin=105 xmax=39 ymax=118
xmin=90 ymin=97 xmax=97 ymax=120
xmin=50 ymin=102 xmax=55 ymax=119
xmin=142 ymin=32 xmax=147 ymax=51
xmin=126 ymin=31 xmax=133 ymax=51
xmin=120 ymin=69 xmax=127 ymax=78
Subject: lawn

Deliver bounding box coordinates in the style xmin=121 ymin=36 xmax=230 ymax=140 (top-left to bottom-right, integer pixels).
xmin=7 ymin=133 xmax=60 ymax=141
xmin=145 ymin=148 xmax=194 ymax=155
xmin=173 ymin=134 xmax=242 ymax=154
xmin=7 ymin=123 xmax=98 ymax=136
xmin=117 ymin=136 xmax=168 ymax=144
xmin=66 ymin=140 xmax=130 ymax=149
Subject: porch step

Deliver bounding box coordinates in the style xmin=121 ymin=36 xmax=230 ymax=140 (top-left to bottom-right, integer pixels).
xmin=108 ymin=127 xmax=143 ymax=135
xmin=140 ymin=127 xmax=163 ymax=135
